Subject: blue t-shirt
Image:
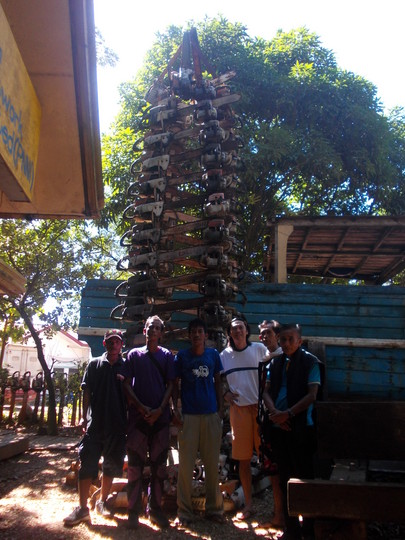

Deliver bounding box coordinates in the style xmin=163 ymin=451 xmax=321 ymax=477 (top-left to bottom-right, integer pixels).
xmin=175 ymin=347 xmax=223 ymax=415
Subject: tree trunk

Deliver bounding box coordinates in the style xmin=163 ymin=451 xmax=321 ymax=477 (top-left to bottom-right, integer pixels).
xmin=17 ymin=308 xmax=58 ymax=435
xmin=71 ymin=396 xmax=77 ymax=426
xmin=0 ymin=316 xmax=9 ymax=369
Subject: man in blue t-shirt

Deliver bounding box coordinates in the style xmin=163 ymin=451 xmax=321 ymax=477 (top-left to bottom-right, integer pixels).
xmin=173 ymin=318 xmax=225 ymax=526
xmin=263 ymin=323 xmax=321 ymax=540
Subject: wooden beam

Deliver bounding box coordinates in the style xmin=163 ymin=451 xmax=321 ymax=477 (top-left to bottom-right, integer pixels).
xmin=0 ymin=258 xmax=26 ymax=296
xmin=251 ymin=335 xmax=405 ymax=349
xmin=288 ymin=478 xmax=405 ymax=522
xmin=274 ymin=223 xmax=293 ymax=283
xmin=322 ymin=228 xmax=351 ymax=275
xmin=268 ymin=216 xmax=405 ymax=228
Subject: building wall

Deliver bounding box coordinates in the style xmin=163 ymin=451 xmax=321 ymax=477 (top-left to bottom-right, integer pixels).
xmin=3 ymin=330 xmax=90 ymax=380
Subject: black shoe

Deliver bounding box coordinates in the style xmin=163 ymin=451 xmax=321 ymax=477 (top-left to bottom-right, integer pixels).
xmin=126 ymin=512 xmax=139 ymax=529
xmin=149 ymin=509 xmax=170 ymax=528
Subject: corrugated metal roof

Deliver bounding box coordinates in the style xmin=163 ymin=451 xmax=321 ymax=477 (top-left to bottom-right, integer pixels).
xmin=267 ymin=216 xmax=405 ymax=284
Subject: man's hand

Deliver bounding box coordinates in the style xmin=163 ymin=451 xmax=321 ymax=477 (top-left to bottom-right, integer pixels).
xmin=172 ymin=408 xmax=183 ymax=427
xmin=79 ymin=417 xmax=87 ymax=433
xmin=269 ymin=409 xmax=291 ymax=430
xmin=144 ymin=407 xmax=162 ymax=425
xmin=223 ymin=390 xmax=239 ymax=405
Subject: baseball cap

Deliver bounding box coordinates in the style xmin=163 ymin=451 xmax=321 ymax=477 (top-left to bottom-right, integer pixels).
xmin=104 ymin=329 xmax=123 ymax=341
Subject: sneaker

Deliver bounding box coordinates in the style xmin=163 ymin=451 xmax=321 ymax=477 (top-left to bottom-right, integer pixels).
xmin=63 ymin=506 xmax=90 ymax=526
xmin=149 ymin=508 xmax=170 ymax=529
xmin=95 ymin=500 xmax=112 ymax=518
xmin=126 ymin=512 xmax=139 ymax=529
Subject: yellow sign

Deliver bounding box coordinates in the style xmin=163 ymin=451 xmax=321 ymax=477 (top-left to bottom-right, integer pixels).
xmin=0 ymin=5 xmax=41 ymax=202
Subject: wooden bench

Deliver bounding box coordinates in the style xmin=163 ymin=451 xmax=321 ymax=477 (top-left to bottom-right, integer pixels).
xmin=288 ymin=401 xmax=405 ymax=539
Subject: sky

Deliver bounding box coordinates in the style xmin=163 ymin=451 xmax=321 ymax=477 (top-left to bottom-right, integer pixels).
xmin=94 ymin=0 xmax=405 ymax=133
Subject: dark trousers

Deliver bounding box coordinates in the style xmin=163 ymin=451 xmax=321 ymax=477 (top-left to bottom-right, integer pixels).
xmin=270 ymin=425 xmax=316 ymax=538
xmin=126 ymin=421 xmax=170 ymax=515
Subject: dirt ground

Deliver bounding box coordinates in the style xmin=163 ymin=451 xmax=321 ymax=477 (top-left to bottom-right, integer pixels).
xmin=1 ymin=427 xmax=404 ymax=540
xmin=0 ymin=427 xmax=282 ymax=540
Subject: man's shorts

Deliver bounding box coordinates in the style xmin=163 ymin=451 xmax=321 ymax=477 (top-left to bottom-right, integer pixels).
xmin=78 ymin=431 xmax=126 ymax=480
xmin=229 ymin=403 xmax=261 ymax=461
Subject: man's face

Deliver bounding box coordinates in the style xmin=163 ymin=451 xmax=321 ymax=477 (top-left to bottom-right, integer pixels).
xmin=230 ymin=320 xmax=248 ymax=347
xmin=279 ymin=330 xmax=302 ymax=356
xmin=104 ymin=336 xmax=122 ymax=354
xmin=259 ymin=326 xmax=279 ymax=352
xmin=189 ymin=325 xmax=206 ymax=348
xmin=144 ymin=319 xmax=163 ymax=340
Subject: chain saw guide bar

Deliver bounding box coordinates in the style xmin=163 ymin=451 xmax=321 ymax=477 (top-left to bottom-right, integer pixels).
xmin=114 ymin=29 xmax=246 ymax=348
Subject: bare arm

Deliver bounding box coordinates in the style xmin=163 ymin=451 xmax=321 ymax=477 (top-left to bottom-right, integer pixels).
xmin=123 ymin=377 xmax=150 ymax=417
xmin=81 ymin=386 xmax=90 ymax=432
xmin=171 ymin=377 xmax=183 ymax=426
xmin=262 ymin=381 xmax=276 ymax=414
xmin=221 ymin=373 xmax=239 ymax=405
xmin=145 ymin=379 xmax=174 ymax=425
xmin=215 ymin=372 xmax=224 ymax=418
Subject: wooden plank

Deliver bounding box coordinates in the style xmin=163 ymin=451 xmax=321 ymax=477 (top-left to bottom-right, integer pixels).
xmin=0 ymin=433 xmax=29 ymax=460
xmin=238 ymin=311 xmax=404 ymax=332
xmin=316 ymin=402 xmax=405 ymax=460
xmin=239 ymin=296 xmax=405 ymax=318
xmin=246 ymin=282 xmax=405 ymax=302
xmin=79 ymin=316 xmax=125 ymax=328
xmin=80 ymin=297 xmax=119 ymax=308
xmin=83 ymin=279 xmax=121 ymax=288
xmin=288 ymin=478 xmax=405 ymax=522
xmin=329 ymin=461 xmax=367 ymax=482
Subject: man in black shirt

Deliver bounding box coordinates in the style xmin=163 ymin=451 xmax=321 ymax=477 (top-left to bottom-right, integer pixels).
xmin=64 ymin=329 xmax=127 ymax=526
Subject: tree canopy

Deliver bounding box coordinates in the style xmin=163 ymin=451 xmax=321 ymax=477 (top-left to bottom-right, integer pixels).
xmin=101 ymin=18 xmax=405 ymax=273
xmin=0 ymin=219 xmax=119 ymax=432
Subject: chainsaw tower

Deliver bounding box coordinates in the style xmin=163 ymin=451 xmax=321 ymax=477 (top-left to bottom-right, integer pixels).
xmin=112 ymin=28 xmax=246 ymax=351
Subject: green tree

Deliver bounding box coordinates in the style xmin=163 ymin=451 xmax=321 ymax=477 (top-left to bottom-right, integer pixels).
xmin=101 ymin=19 xmax=405 ymax=272
xmin=0 ymin=219 xmax=118 ymax=434
xmin=95 ymin=28 xmax=119 ymax=68
xmin=0 ymin=305 xmax=24 ymax=369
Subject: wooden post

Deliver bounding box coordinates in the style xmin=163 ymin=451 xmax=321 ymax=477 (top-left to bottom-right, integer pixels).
xmin=274 ymin=224 xmax=293 ymax=283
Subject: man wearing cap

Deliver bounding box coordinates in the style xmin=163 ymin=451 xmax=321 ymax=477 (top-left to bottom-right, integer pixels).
xmin=64 ymin=329 xmax=127 ymax=526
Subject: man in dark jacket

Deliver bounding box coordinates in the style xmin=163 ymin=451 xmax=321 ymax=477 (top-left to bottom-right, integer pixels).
xmin=263 ymin=323 xmax=321 ymax=540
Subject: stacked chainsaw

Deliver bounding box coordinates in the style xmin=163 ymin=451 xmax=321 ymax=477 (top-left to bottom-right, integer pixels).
xmin=112 ymin=29 xmax=246 ymax=349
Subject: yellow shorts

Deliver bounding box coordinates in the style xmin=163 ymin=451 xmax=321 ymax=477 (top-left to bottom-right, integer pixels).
xmin=229 ymin=403 xmax=261 ymax=461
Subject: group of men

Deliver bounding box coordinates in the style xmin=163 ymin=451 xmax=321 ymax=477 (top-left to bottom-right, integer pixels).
xmin=63 ymin=314 xmax=322 ymax=540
